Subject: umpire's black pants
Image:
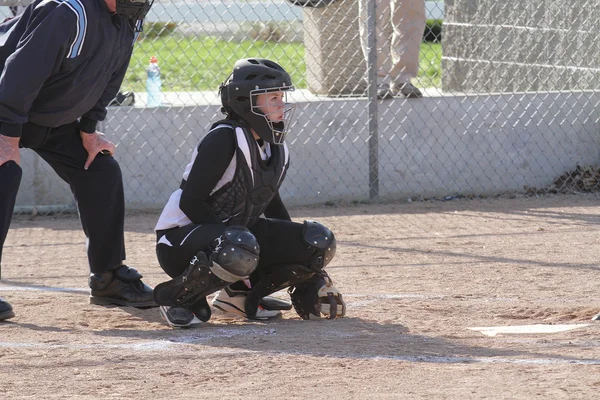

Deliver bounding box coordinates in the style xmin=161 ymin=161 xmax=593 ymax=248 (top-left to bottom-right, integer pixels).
xmin=0 ymin=121 xmax=125 ymax=274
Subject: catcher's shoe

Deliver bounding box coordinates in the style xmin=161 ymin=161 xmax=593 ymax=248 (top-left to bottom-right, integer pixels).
xmin=592 ymin=312 xmax=600 ymax=321
xmin=260 ymin=295 xmax=292 ymax=311
xmin=0 ymin=297 xmax=15 ymax=321
xmin=89 ymin=265 xmax=156 ymax=308
xmin=159 ymin=306 xmax=201 ymax=328
xmin=212 ymin=286 xmax=282 ymax=320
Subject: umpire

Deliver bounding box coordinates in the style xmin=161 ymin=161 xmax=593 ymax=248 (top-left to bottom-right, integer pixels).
xmin=0 ymin=0 xmax=156 ymax=321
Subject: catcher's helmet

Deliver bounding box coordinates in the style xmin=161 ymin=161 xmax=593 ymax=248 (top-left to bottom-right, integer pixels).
xmin=285 ymin=0 xmax=339 ymax=8
xmin=220 ymin=58 xmax=295 ymax=145
xmin=116 ymin=0 xmax=154 ymax=21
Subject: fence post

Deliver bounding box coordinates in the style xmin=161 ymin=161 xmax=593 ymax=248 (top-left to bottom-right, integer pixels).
xmin=366 ymin=0 xmax=379 ymax=200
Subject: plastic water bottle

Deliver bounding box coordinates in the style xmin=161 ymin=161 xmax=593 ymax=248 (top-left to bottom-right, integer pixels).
xmin=146 ymin=56 xmax=162 ymax=107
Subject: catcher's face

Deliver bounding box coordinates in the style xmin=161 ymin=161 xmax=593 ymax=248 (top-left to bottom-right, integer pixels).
xmin=254 ymin=91 xmax=286 ymax=123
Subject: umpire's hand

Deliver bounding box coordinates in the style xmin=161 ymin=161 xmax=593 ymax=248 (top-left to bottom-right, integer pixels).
xmin=0 ymin=134 xmax=20 ymax=166
xmin=80 ymin=131 xmax=116 ymax=170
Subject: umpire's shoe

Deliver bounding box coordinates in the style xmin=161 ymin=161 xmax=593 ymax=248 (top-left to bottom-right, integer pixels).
xmin=89 ymin=265 xmax=156 ymax=308
xmin=0 ymin=297 xmax=15 ymax=321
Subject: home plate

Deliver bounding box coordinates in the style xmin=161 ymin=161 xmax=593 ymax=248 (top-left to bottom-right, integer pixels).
xmin=468 ymin=324 xmax=591 ymax=337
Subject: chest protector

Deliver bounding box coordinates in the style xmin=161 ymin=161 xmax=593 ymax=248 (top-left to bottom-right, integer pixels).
xmin=208 ymin=119 xmax=289 ymax=228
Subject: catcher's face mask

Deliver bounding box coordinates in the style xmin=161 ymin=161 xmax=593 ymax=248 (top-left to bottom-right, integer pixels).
xmin=221 ymin=58 xmax=295 ymax=145
xmin=115 ymin=0 xmax=154 ymax=21
xmin=251 ymin=88 xmax=295 ymax=144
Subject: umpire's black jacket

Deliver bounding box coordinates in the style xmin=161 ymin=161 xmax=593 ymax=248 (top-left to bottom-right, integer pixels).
xmin=0 ymin=0 xmax=141 ymax=138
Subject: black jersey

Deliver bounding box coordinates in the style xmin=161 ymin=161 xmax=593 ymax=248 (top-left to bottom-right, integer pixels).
xmin=0 ymin=0 xmax=140 ymax=137
xmin=155 ymin=120 xmax=291 ymax=231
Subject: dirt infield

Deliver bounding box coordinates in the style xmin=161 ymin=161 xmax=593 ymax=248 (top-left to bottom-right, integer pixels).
xmin=1 ymin=194 xmax=600 ymax=399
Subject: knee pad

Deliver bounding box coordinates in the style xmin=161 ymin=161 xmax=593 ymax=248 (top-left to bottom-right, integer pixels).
xmin=302 ymin=220 xmax=336 ymax=271
xmin=210 ymin=225 xmax=260 ymax=279
xmin=154 ymin=245 xmax=257 ymax=313
xmin=154 ymin=227 xmax=260 ymax=311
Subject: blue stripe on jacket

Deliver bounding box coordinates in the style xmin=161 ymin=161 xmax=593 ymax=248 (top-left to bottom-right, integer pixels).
xmin=50 ymin=0 xmax=87 ymax=58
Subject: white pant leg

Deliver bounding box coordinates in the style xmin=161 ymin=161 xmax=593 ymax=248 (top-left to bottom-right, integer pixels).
xmin=359 ymin=0 xmax=393 ymax=85
xmin=389 ymin=0 xmax=426 ymax=84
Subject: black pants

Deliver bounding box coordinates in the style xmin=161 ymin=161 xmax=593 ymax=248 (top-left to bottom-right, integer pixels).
xmin=156 ymin=218 xmax=314 ymax=283
xmin=0 ymin=122 xmax=125 ymax=274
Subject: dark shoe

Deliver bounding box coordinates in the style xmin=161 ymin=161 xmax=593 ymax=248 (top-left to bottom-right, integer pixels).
xmin=89 ymin=265 xmax=156 ymax=308
xmin=0 ymin=297 xmax=15 ymax=321
xmin=260 ymin=296 xmax=292 ymax=311
xmin=376 ymin=84 xmax=395 ymax=100
xmin=394 ymin=82 xmax=423 ymax=98
xmin=592 ymin=312 xmax=600 ymax=321
xmin=159 ymin=306 xmax=201 ymax=328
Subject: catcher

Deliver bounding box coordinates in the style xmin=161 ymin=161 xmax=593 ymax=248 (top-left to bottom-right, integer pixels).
xmin=152 ymin=58 xmax=346 ymax=328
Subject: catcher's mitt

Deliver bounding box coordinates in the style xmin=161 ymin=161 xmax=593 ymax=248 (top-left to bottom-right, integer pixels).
xmin=289 ymin=274 xmax=346 ymax=320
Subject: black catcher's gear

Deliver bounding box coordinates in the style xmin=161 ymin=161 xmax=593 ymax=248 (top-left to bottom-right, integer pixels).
xmin=188 ymin=119 xmax=289 ymax=228
xmin=153 ymin=251 xmax=248 ymax=321
xmin=244 ymin=263 xmax=315 ymax=319
xmin=219 ymin=58 xmax=295 ymax=145
xmin=289 ymin=273 xmax=346 ymax=320
xmin=89 ymin=265 xmax=156 ymax=308
xmin=302 ymin=220 xmax=336 ymax=271
xmin=153 ymin=227 xmax=260 ymax=321
xmin=116 ymin=0 xmax=154 ymax=21
xmin=210 ymin=225 xmax=261 ymax=277
xmin=243 ymin=220 xmax=336 ymax=318
xmin=286 ymin=0 xmax=339 ymax=8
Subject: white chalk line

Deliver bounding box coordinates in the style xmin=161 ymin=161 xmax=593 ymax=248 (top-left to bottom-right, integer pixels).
xmin=0 ymin=285 xmax=589 ymax=307
xmin=1 ymin=339 xmax=599 ymax=366
xmin=0 ymin=287 xmax=458 ymax=310
xmin=0 ymin=285 xmax=89 ymax=293
xmin=0 ymin=286 xmax=440 ymax=297
xmin=0 ymin=285 xmax=453 ymax=303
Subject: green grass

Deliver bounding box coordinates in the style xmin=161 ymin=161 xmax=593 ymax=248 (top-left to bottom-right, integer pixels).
xmin=124 ymin=37 xmax=441 ymax=92
xmin=418 ymin=42 xmax=442 ymax=89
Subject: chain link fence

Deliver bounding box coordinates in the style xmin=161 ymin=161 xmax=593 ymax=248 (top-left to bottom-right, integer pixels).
xmin=5 ymin=0 xmax=600 ymax=214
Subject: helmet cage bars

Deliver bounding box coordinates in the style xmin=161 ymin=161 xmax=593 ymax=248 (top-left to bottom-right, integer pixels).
xmin=116 ymin=0 xmax=154 ymax=21
xmin=249 ymin=86 xmax=295 ymax=145
xmin=220 ymin=58 xmax=296 ymax=145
